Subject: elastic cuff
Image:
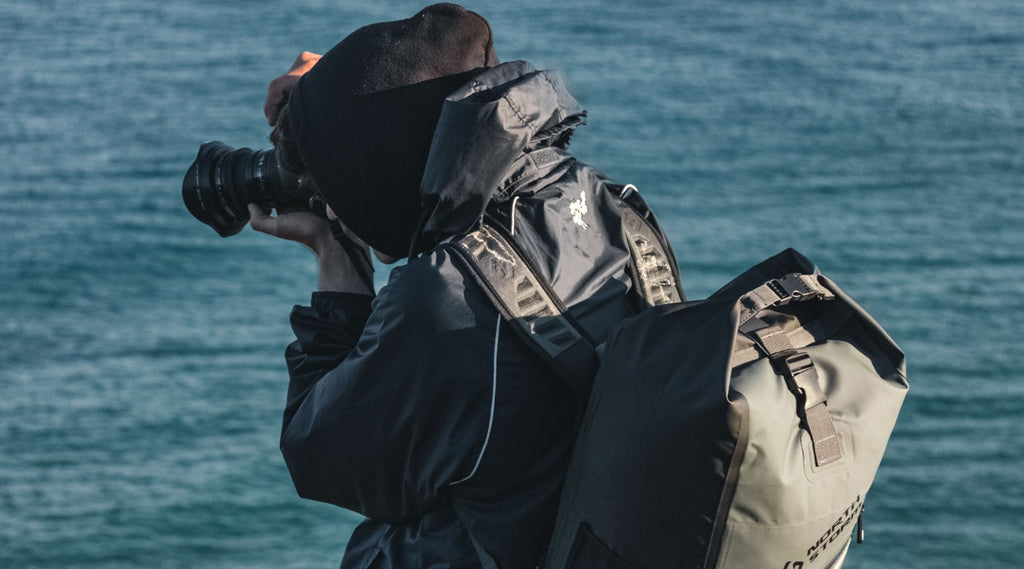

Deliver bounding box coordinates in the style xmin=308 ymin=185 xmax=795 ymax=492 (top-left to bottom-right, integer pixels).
xmin=310 ymin=291 xmax=374 ymax=312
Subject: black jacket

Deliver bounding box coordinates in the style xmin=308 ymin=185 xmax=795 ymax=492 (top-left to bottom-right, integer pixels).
xmin=281 ymin=62 xmax=651 ymax=569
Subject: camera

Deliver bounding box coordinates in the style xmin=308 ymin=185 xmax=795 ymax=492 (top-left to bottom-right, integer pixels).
xmin=182 ymin=141 xmax=309 ymax=237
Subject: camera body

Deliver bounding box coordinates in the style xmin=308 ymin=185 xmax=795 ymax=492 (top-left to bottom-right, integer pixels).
xmin=182 ymin=141 xmax=309 ymax=237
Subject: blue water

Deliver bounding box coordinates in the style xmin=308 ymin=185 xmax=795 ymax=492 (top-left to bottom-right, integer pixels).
xmin=2 ymin=1 xmax=1021 ymax=567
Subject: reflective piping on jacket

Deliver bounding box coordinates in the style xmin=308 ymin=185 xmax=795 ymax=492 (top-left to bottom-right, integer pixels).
xmin=450 ymin=314 xmax=501 ymax=486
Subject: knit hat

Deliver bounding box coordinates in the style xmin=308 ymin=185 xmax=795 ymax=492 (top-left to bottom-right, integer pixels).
xmin=286 ymin=3 xmax=498 ymax=258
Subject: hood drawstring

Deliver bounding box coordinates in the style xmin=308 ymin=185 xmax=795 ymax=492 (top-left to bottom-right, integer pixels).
xmin=509 ymin=195 xmax=520 ymax=237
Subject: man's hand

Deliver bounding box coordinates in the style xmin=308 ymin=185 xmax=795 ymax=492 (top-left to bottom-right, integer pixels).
xmin=248 ymin=204 xmax=374 ymax=295
xmin=264 ymin=51 xmax=322 ymax=126
xmin=248 ymin=203 xmax=332 ymax=253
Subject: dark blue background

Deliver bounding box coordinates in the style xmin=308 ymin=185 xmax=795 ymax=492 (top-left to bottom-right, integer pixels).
xmin=2 ymin=1 xmax=1021 ymax=567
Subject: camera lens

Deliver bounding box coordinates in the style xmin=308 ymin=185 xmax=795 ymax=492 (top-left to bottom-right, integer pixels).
xmin=182 ymin=141 xmax=305 ymax=237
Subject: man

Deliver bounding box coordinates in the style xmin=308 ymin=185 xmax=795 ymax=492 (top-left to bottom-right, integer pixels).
xmin=249 ymin=4 xmax=676 ymax=568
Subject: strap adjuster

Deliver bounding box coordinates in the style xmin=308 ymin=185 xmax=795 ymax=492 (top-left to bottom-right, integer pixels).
xmin=768 ymin=274 xmax=826 ymax=305
xmin=778 ymin=352 xmax=827 ymax=409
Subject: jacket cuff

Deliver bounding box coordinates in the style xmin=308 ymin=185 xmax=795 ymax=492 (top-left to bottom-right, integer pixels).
xmin=310 ymin=291 xmax=375 ymax=313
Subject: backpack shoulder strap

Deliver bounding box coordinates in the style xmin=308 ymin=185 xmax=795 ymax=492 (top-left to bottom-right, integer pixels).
xmin=446 ymin=222 xmax=598 ymax=406
xmin=445 ymin=183 xmax=684 ymax=405
xmin=613 ymin=184 xmax=685 ymax=305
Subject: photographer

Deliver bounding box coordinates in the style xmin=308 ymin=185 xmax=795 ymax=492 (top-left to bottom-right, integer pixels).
xmin=249 ymin=5 xmax=673 ymax=568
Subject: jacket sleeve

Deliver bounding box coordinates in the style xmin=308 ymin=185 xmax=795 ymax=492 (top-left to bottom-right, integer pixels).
xmin=280 ymin=259 xmax=495 ymax=522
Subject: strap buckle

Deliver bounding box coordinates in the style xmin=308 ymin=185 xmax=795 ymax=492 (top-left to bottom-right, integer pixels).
xmin=778 ymin=352 xmax=827 ymax=409
xmin=768 ymin=274 xmax=827 ymax=305
xmin=773 ymin=351 xmax=840 ymax=466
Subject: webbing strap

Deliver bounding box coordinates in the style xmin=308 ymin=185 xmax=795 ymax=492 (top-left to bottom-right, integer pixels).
xmin=737 ymin=274 xmax=834 ymax=326
xmin=742 ymin=319 xmax=843 ymax=467
xmin=449 ymin=224 xmax=597 ymax=406
xmin=617 ymin=185 xmax=684 ymax=306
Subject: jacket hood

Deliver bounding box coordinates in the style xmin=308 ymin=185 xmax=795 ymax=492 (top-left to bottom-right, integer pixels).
xmin=414 ymin=61 xmax=586 ymax=253
xmin=285 ymin=3 xmax=498 ymax=260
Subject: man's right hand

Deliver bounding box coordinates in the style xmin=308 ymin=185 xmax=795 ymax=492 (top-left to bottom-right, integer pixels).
xmin=248 ymin=203 xmax=331 ymax=253
xmin=264 ymin=51 xmax=322 ymax=126
xmin=248 ymin=204 xmax=374 ymax=295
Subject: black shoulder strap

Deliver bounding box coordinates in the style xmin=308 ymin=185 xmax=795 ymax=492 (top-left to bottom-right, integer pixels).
xmin=446 ymin=184 xmax=683 ymax=407
xmin=614 ymin=184 xmax=685 ymax=305
xmin=447 ymin=223 xmax=599 ymax=406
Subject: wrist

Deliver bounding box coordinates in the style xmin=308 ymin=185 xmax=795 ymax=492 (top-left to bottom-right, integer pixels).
xmin=313 ymin=233 xmax=374 ymax=295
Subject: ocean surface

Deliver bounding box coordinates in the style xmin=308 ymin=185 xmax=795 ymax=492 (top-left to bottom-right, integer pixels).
xmin=2 ymin=1 xmax=1021 ymax=567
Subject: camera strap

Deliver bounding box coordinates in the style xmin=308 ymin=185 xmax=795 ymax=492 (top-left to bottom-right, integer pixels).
xmin=330 ymin=221 xmax=375 ymax=290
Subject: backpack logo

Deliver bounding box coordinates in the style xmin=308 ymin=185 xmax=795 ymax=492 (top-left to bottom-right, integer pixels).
xmin=569 ymin=191 xmax=589 ymax=230
xmin=806 ymin=496 xmax=863 ymax=562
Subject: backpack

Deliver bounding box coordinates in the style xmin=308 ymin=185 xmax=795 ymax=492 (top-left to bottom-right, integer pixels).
xmin=541 ymin=248 xmax=909 ymax=569
xmin=450 ymin=188 xmax=908 ymax=569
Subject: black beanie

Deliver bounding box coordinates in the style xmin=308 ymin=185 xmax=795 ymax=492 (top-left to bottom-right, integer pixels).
xmin=286 ymin=3 xmax=498 ymax=258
